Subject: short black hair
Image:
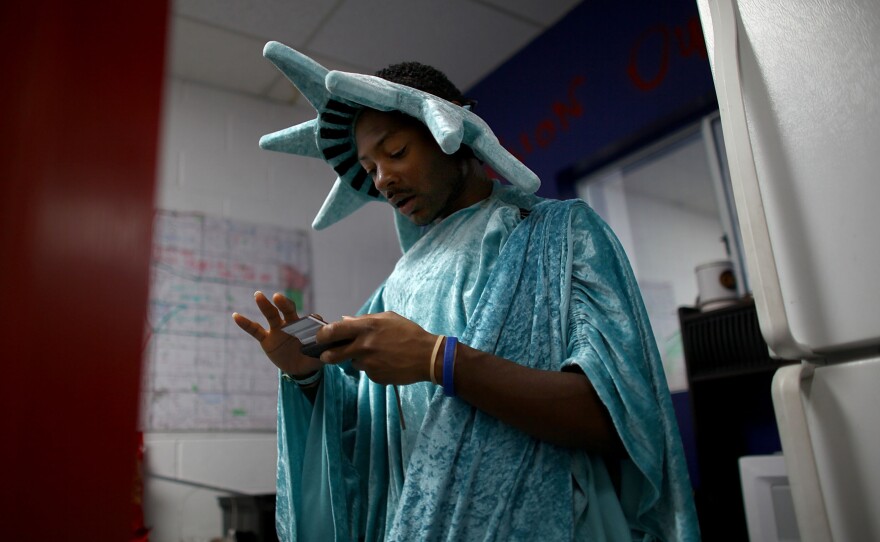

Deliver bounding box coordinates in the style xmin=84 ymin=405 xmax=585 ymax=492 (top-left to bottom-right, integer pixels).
xmin=375 ymin=62 xmax=473 ymax=107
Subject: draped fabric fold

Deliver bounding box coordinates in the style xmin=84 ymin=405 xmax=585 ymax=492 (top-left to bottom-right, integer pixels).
xmin=275 ymin=192 xmax=699 ymax=541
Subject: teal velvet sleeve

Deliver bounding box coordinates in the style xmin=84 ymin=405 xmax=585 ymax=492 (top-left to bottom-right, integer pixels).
xmin=564 ymin=203 xmax=700 ymax=541
xmin=275 ymin=290 xmax=391 ymax=541
xmin=276 ymin=365 xmax=362 ymax=541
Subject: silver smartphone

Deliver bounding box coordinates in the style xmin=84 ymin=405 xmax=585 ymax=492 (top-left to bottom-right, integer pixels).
xmin=282 ymin=315 xmax=349 ymax=358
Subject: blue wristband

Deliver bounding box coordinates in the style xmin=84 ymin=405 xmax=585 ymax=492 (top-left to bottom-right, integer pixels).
xmin=443 ymin=336 xmax=458 ymax=397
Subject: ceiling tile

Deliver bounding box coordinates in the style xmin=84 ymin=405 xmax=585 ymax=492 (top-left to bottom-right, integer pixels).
xmin=264 ymin=74 xmax=303 ymax=104
xmin=263 ymin=51 xmax=374 ymax=104
xmin=167 ymin=0 xmax=573 ymax=101
xmin=169 ymin=16 xmax=279 ymax=96
xmin=307 ymin=0 xmax=542 ymax=89
xmin=478 ymin=0 xmax=582 ymax=27
xmin=174 ymin=0 xmax=337 ymax=47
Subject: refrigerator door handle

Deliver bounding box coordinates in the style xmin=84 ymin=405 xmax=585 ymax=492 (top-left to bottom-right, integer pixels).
xmin=771 ymin=363 xmax=833 ymax=542
xmin=706 ymin=0 xmax=813 ymax=360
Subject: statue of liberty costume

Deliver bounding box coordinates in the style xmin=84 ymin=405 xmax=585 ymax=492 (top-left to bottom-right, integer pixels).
xmin=259 ymin=42 xmax=700 ymax=541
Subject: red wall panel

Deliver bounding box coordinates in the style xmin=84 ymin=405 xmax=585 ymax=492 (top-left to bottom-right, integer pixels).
xmin=0 ymin=2 xmax=168 ymax=538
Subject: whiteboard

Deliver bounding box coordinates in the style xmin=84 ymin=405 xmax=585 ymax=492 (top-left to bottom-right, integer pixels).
xmin=141 ymin=211 xmax=312 ymax=430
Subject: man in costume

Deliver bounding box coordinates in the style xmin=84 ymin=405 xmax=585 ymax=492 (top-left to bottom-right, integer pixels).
xmin=232 ymin=42 xmax=699 ymax=541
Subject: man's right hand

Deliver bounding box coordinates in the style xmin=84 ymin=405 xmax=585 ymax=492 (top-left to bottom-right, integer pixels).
xmin=232 ymin=291 xmax=324 ymax=377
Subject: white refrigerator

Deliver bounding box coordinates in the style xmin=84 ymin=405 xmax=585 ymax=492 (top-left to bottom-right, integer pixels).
xmin=695 ymin=1 xmax=880 ymax=541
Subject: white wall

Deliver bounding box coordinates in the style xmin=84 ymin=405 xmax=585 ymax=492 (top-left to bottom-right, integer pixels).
xmin=626 ymin=191 xmax=726 ymax=311
xmin=144 ymin=78 xmax=401 ymax=541
xmin=621 ymin=188 xmax=727 ymax=393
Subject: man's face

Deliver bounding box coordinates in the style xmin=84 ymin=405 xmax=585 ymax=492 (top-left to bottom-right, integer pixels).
xmin=354 ymin=109 xmax=468 ymax=226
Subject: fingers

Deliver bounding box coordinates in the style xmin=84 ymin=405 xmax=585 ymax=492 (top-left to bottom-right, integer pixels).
xmin=317 ymin=315 xmax=386 ymax=364
xmin=232 ymin=312 xmax=266 ymax=343
xmin=272 ymin=292 xmax=301 ymax=324
xmin=317 ymin=315 xmax=367 ymax=344
xmin=254 ymin=291 xmax=284 ymax=329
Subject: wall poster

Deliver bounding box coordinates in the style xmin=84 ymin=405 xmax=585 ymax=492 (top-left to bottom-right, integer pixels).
xmin=142 ymin=211 xmax=311 ymax=430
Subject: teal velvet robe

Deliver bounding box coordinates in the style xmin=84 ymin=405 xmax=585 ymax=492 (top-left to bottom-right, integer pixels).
xmin=275 ymin=184 xmax=700 ymax=541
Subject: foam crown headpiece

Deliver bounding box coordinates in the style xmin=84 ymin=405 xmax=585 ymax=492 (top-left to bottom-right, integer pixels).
xmin=259 ymin=41 xmax=540 ymax=230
